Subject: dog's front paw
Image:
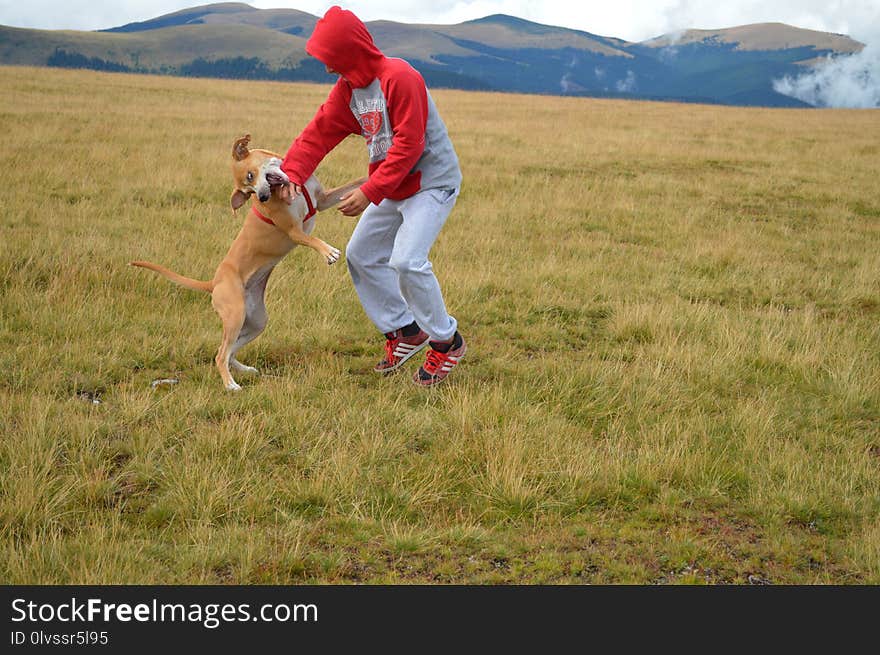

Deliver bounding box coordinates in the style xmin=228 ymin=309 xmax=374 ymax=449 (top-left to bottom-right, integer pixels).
xmin=326 ymin=246 xmax=341 ymax=265
xmin=226 ymin=381 xmax=243 ymax=392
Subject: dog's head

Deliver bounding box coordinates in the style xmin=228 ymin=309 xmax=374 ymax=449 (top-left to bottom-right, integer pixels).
xmin=230 ymin=134 xmax=289 ymax=210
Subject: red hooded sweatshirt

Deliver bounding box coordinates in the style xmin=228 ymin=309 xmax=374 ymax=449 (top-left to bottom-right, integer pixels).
xmin=281 ymin=6 xmax=461 ymax=205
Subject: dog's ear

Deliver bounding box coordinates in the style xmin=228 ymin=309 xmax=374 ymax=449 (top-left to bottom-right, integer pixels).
xmin=230 ymin=188 xmax=250 ymax=212
xmin=232 ymin=134 xmax=251 ymax=161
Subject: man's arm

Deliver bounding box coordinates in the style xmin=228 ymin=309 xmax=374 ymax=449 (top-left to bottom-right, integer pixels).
xmin=279 ymin=78 xmax=360 ymax=202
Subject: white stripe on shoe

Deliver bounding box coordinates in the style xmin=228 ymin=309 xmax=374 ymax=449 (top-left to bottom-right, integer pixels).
xmin=439 ymin=357 xmax=460 ymax=372
xmin=375 ymin=335 xmax=431 ymax=374
xmin=393 ymin=342 xmax=423 ymax=357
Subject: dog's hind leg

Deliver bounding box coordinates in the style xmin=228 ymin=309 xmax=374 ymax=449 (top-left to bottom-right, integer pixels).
xmin=229 ymin=312 xmax=267 ymax=375
xmin=230 ymin=354 xmax=260 ymax=375
xmin=229 ymin=266 xmax=272 ymax=375
xmin=230 ymin=323 xmax=266 ymax=374
xmin=212 ymin=278 xmax=247 ymax=391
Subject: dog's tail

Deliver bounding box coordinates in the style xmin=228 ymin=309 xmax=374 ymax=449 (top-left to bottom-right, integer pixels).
xmin=129 ymin=261 xmax=213 ymax=293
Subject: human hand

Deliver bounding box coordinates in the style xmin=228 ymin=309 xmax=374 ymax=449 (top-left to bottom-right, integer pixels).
xmin=274 ymin=182 xmax=302 ymax=206
xmin=338 ymin=188 xmax=370 ymax=217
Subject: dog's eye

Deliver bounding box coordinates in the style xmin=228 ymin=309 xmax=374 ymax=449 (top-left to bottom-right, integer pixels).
xmin=246 ymin=172 xmax=254 ymax=183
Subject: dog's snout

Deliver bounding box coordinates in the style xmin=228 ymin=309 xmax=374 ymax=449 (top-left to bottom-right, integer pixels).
xmin=258 ymin=192 xmax=270 ymax=202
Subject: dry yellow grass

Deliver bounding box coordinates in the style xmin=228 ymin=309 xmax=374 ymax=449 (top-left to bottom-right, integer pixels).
xmin=1 ymin=65 xmax=878 ymax=584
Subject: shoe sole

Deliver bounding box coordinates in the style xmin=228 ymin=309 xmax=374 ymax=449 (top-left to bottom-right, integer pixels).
xmin=373 ymin=338 xmax=430 ymax=374
xmin=413 ymin=343 xmax=467 ymax=387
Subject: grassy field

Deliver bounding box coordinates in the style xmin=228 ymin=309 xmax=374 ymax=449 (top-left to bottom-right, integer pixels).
xmin=1 ymin=65 xmax=878 ymax=584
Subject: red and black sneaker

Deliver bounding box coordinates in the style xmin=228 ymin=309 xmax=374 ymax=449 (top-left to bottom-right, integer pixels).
xmin=374 ymin=328 xmax=430 ymax=374
xmin=413 ymin=332 xmax=467 ymax=386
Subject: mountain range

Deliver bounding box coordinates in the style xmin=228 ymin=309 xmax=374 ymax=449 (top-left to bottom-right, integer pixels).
xmin=0 ymin=2 xmax=866 ymax=107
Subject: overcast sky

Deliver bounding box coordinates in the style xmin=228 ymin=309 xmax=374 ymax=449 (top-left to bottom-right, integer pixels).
xmin=1 ymin=1 xmax=878 ymax=44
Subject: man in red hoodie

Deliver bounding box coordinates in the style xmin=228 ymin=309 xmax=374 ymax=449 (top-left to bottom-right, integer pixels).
xmin=278 ymin=6 xmax=466 ymax=386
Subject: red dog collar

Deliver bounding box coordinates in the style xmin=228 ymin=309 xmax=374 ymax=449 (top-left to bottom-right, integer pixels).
xmin=251 ymin=205 xmax=275 ymax=226
xmin=251 ymin=186 xmax=317 ymax=227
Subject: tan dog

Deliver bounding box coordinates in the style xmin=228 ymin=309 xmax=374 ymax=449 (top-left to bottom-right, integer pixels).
xmin=131 ymin=134 xmax=365 ymax=391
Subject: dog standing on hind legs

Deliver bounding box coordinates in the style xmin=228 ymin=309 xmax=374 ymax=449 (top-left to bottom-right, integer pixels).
xmin=131 ymin=134 xmax=365 ymax=391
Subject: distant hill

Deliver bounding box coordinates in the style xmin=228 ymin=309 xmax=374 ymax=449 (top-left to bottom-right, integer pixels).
xmin=642 ymin=23 xmax=862 ymax=56
xmin=0 ymin=3 xmax=866 ymax=106
xmin=100 ymin=2 xmax=317 ymax=37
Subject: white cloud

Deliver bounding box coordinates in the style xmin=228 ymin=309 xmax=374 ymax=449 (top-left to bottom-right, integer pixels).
xmin=0 ymin=0 xmax=195 ymax=31
xmin=615 ymin=70 xmax=638 ymax=93
xmin=773 ymin=44 xmax=880 ymax=108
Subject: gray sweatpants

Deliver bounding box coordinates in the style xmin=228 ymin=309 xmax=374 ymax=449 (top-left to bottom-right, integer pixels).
xmin=346 ymin=186 xmax=459 ymax=342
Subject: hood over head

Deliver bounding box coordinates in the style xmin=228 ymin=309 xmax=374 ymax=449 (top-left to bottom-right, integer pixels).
xmin=306 ymin=6 xmax=385 ymax=88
